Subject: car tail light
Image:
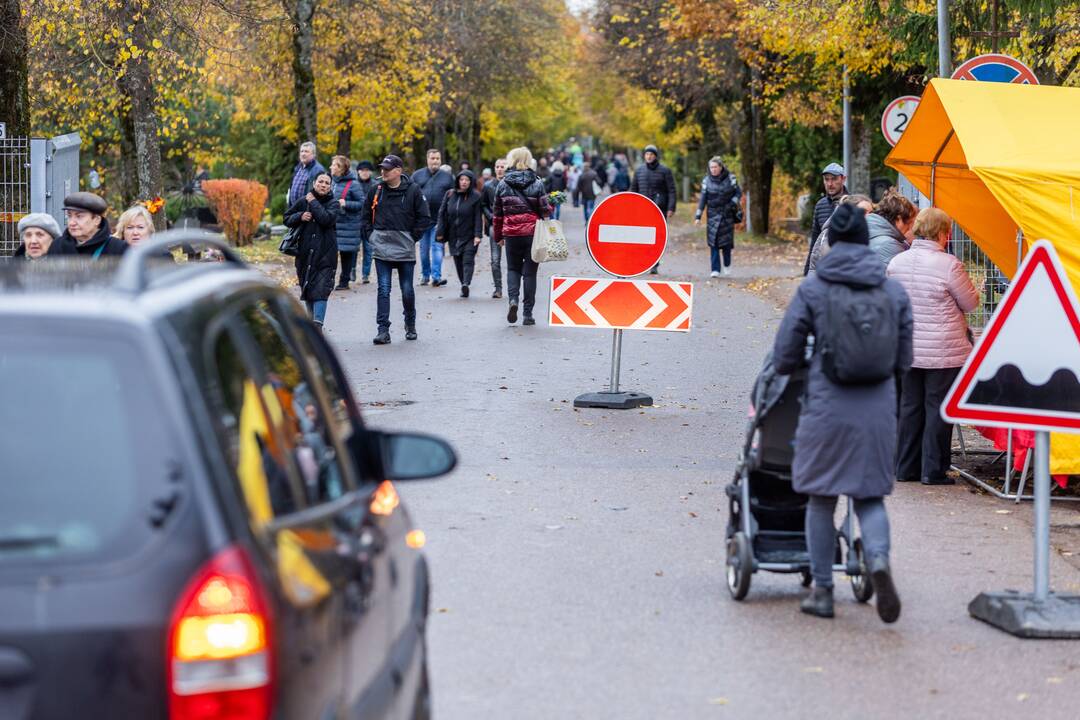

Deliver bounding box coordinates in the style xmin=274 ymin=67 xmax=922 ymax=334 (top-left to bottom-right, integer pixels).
xmin=167 ymin=545 xmax=274 ymax=719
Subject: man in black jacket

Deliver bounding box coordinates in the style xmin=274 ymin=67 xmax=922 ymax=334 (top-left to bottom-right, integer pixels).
xmin=804 ymin=162 xmax=848 ymax=276
xmin=481 ymin=158 xmax=507 ymax=298
xmin=48 ymin=192 xmax=127 ymax=258
xmin=411 ymin=149 xmax=454 ymax=286
xmin=360 ymin=155 xmax=432 ymax=345
xmin=631 ymin=144 xmax=676 ymax=274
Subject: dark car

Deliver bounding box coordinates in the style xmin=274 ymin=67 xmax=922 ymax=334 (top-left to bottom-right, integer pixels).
xmin=0 ymin=232 xmax=454 ymax=720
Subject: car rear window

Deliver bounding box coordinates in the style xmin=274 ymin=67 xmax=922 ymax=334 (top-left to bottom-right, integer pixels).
xmin=0 ymin=330 xmax=180 ymax=568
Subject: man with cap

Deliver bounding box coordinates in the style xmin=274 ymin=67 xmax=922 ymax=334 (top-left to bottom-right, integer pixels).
xmin=772 ymin=202 xmax=913 ymax=625
xmin=354 ymin=160 xmax=377 ymax=283
xmin=630 ymin=144 xmax=676 ymax=274
xmin=14 ymin=213 xmax=62 ymax=259
xmin=804 ymin=162 xmax=849 ymax=275
xmin=49 ymin=192 xmax=127 ymax=258
xmin=360 ymin=155 xmax=432 ymax=345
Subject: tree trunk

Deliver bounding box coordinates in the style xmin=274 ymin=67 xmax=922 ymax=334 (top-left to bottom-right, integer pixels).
xmin=850 ymin=116 xmax=872 ymax=196
xmin=470 ymin=105 xmax=483 ymax=168
xmin=336 ymin=118 xmax=351 ymax=158
xmin=116 ymin=0 xmax=165 ymax=228
xmin=0 ymin=0 xmax=29 ymax=136
xmin=738 ymin=64 xmax=772 ymax=236
xmin=287 ymin=0 xmax=318 ymax=145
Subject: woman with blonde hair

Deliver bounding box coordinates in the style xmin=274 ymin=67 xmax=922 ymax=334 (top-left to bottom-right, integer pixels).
xmin=115 ymin=205 xmax=155 ymax=246
xmin=492 ymin=147 xmax=551 ymax=325
xmin=887 ymin=207 xmax=979 ymax=485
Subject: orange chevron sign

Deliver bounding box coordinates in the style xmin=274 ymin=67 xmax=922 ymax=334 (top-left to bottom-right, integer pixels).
xmin=548 ymin=276 xmax=693 ymax=332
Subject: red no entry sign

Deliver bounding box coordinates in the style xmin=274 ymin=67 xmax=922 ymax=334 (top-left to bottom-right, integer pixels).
xmin=586 ymin=192 xmax=668 ymax=277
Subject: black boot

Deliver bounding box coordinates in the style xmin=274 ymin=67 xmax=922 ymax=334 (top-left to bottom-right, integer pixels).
xmin=507 ymin=301 xmax=518 ymax=324
xmin=461 ymin=285 xmax=469 ymax=298
xmin=405 ymin=326 xmax=418 ymax=341
xmin=373 ymin=330 xmax=391 ymax=345
xmin=870 ymin=558 xmax=901 ymax=624
xmin=800 ymin=587 xmax=834 ymax=619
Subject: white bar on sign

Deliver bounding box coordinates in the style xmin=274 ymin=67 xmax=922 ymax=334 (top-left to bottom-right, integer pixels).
xmin=598 ymin=224 xmax=656 ymax=245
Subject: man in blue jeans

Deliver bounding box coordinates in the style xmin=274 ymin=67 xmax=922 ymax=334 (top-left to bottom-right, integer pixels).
xmin=411 ymin=148 xmax=454 ymax=286
xmin=360 ymin=155 xmax=432 ymax=345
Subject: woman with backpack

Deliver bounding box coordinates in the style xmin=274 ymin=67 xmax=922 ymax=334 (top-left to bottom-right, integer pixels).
xmin=284 ymin=172 xmax=339 ymax=327
xmin=887 ymin=207 xmax=979 ymax=485
xmin=492 ymin=147 xmax=552 ymax=326
xmin=436 ymin=169 xmax=484 ymax=298
xmin=330 ymin=156 xmax=365 ymax=290
xmin=694 ymin=157 xmax=742 ymax=277
xmin=772 ymin=204 xmax=914 ymax=624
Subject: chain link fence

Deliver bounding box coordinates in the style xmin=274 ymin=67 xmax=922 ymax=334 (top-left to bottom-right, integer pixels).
xmin=948 ymin=224 xmax=1010 ymax=331
xmin=0 ymin=134 xmax=81 ymax=257
xmin=0 ymin=138 xmax=32 ymax=256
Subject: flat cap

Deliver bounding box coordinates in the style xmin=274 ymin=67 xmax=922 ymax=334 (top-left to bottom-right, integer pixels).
xmin=821 ymin=162 xmax=846 ymax=177
xmin=63 ymin=191 xmax=108 ymax=215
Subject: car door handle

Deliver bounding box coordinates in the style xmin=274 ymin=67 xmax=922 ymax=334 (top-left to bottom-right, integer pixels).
xmin=0 ymin=647 xmax=33 ymax=686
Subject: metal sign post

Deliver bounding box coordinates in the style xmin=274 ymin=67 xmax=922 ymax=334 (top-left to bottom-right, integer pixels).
xmin=942 ymin=240 xmax=1080 ymax=638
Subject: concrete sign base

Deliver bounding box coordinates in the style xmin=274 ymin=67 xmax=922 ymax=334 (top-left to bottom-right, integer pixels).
xmin=969 ymin=591 xmax=1080 ymax=639
xmin=574 ymin=391 xmax=653 ymax=410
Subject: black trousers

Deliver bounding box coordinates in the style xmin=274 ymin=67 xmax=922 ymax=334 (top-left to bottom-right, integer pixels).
xmin=452 ymin=243 xmax=478 ymax=287
xmin=897 ymin=367 xmax=961 ymax=482
xmin=338 ymin=251 xmax=357 ymax=285
xmin=504 ymin=235 xmax=538 ymax=316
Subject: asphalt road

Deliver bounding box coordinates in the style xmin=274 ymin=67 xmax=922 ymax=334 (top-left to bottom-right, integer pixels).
xmin=317 ymin=201 xmax=1080 ymax=719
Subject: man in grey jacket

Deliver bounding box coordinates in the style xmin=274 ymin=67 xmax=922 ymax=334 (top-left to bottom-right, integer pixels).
xmin=360 ymin=155 xmax=432 ymax=345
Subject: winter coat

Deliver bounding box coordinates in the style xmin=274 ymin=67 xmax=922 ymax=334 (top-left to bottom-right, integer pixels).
xmin=804 ymin=190 xmax=847 ymax=275
xmin=360 ymin=175 xmax=431 ymax=262
xmin=867 ymin=213 xmax=910 ymax=267
xmin=773 ymin=242 xmax=914 ymax=498
xmin=886 ymin=237 xmax=979 ymax=369
xmin=48 ymin=220 xmax=127 ymax=258
xmin=482 ymin=178 xmax=500 ymax=237
xmin=547 ymin=169 xmax=568 ymax=193
xmin=331 ymin=171 xmax=365 ymax=253
xmin=695 ymin=171 xmax=742 ymax=249
xmin=436 ymin=171 xmax=484 ymax=256
xmin=411 ymin=167 xmax=456 ymax=218
xmin=578 ymin=168 xmax=600 ymax=201
xmin=284 ymin=192 xmax=339 ymax=302
xmin=630 ymin=160 xmax=676 ymax=214
xmin=492 ymin=169 xmax=551 ymax=243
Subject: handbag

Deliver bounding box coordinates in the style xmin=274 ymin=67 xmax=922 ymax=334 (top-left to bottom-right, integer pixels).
xmin=592 ymin=180 xmax=603 ymax=197
xmin=730 ymin=200 xmax=744 ymax=225
xmin=279 ymin=226 xmax=300 ymax=256
xmin=531 ymin=218 xmax=568 ymax=263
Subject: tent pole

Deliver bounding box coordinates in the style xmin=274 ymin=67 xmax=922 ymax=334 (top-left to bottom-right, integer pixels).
xmin=929 ymin=129 xmax=955 ymax=206
xmin=1015 ymin=228 xmax=1023 ymax=275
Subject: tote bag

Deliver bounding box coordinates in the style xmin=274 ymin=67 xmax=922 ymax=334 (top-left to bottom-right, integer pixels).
xmin=531 ymin=218 xmax=568 ymax=263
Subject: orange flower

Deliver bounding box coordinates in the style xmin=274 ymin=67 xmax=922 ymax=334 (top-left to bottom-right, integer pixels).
xmin=143 ymin=197 xmax=165 ymax=214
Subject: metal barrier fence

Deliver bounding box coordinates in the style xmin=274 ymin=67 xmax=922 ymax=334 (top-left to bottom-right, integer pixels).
xmin=0 ymin=133 xmax=81 ymax=257
xmin=0 ymin=138 xmax=32 ymax=256
xmin=949 ymin=223 xmax=1009 ymax=331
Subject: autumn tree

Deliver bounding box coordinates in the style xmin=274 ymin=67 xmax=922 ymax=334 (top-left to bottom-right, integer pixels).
xmin=0 ymin=0 xmax=29 ymax=136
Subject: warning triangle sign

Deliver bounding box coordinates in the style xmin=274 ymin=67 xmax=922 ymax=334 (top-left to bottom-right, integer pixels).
xmin=942 ymin=240 xmax=1080 ymax=432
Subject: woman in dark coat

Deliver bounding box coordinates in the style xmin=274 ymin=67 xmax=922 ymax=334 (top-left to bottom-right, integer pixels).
xmin=694 ymin=157 xmax=742 ymax=277
xmin=493 ymin=147 xmax=552 ymax=326
xmin=284 ymin=173 xmax=339 ymax=327
xmin=330 ymin=156 xmax=365 ymax=290
xmin=436 ymin=169 xmax=484 ymax=298
xmin=771 ymin=204 xmax=913 ymax=624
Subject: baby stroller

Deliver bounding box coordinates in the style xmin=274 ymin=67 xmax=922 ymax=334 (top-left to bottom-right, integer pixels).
xmin=724 ymin=354 xmax=873 ymax=602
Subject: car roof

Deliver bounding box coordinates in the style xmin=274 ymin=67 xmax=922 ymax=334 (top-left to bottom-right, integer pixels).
xmin=0 ymin=231 xmax=282 ymax=326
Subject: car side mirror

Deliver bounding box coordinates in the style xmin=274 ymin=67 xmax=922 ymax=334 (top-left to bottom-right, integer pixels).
xmin=380 ymin=431 xmax=457 ymax=480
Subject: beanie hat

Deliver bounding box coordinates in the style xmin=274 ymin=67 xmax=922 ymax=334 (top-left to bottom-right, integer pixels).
xmin=643 ymin=144 xmax=660 ymax=157
xmin=18 ymin=213 xmax=62 ymax=241
xmin=827 ymin=203 xmax=870 ymax=246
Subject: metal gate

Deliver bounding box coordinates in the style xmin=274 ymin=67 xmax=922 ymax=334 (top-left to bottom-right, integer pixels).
xmin=0 ymin=133 xmax=81 ymax=256
xmin=949 ymin=224 xmax=1009 ymax=331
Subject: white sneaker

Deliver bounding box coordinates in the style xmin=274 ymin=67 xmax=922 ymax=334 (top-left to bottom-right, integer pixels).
xmin=722 ymin=265 xmax=732 ymax=276
xmin=710 ymin=271 xmax=721 ymax=278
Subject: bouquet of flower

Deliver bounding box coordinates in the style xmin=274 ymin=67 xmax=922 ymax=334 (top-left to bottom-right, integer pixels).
xmin=548 ymin=190 xmax=568 ymax=206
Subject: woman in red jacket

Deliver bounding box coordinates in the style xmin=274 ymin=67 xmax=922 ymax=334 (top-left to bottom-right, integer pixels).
xmin=492 ymin=147 xmax=552 ymax=326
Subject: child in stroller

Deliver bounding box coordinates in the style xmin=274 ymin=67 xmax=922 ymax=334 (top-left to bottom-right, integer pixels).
xmin=724 ymin=353 xmax=873 ymax=604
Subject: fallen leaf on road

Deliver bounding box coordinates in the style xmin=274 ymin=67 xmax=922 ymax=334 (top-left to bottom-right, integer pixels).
xmin=1047 ymin=677 xmax=1063 ymax=684
xmin=707 ymin=697 xmax=729 ymax=706
xmin=802 ymin=667 xmax=824 ymax=674
xmin=437 ymin=608 xmax=449 ymax=613
xmin=995 ymin=510 xmax=1012 ymax=515
xmin=689 ymin=512 xmax=699 ymax=518
xmin=1016 ymin=693 xmax=1029 ymax=702
xmin=655 ymin=570 xmax=664 ymax=577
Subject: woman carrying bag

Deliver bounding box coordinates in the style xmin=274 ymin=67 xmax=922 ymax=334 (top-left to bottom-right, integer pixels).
xmin=437 ymin=169 xmax=485 ymax=298
xmin=284 ymin=173 xmax=339 ymax=327
xmin=492 ymin=147 xmax=552 ymax=326
xmin=694 ymin=156 xmax=742 ymax=277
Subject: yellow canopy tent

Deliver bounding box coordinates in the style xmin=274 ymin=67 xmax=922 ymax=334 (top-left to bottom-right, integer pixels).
xmin=885 ymin=78 xmax=1080 ymax=288
xmin=886 ymin=78 xmax=1080 ymax=475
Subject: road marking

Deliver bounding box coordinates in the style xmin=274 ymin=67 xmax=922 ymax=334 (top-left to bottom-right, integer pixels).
xmin=598 ymin=224 xmax=656 ymax=245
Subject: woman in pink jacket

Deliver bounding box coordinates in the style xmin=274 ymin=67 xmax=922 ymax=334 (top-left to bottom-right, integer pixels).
xmin=887 ymin=208 xmax=979 ymax=485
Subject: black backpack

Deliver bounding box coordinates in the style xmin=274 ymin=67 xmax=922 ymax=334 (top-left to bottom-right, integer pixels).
xmin=819 ymin=282 xmax=898 ymax=385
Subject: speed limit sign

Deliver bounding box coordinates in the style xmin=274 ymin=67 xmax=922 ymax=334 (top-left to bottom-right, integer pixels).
xmin=881 ymin=96 xmax=920 ymax=147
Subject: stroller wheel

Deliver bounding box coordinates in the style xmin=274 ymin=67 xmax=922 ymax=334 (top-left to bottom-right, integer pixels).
xmin=726 ymin=532 xmax=753 ymax=600
xmin=800 ymin=569 xmax=813 ymax=588
xmin=850 ymin=538 xmax=874 ymax=603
